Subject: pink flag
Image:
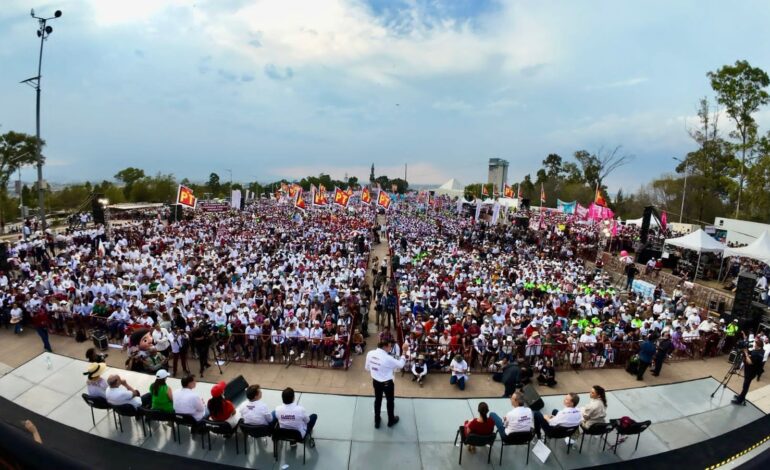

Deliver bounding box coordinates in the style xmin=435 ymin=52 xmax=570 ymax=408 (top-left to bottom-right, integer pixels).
xmin=661 ymin=211 xmax=668 ymax=230
xmin=611 ymin=219 xmax=618 ymax=237
xmin=576 ymin=203 xmax=589 ymax=219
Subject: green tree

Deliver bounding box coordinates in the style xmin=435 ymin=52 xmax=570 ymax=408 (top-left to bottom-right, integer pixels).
xmin=0 ymin=131 xmax=41 ymax=231
xmin=114 ymin=167 xmax=146 ymax=199
xmin=708 ymin=60 xmax=770 ymax=218
xmin=208 ymin=172 xmax=221 ymax=196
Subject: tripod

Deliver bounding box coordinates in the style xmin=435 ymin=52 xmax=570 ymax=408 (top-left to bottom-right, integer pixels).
xmin=210 ymin=342 xmax=224 ymax=375
xmin=711 ymin=351 xmax=743 ymax=399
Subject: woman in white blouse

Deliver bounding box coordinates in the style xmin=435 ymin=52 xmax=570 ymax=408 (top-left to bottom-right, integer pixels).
xmin=581 ymin=385 xmax=607 ymax=429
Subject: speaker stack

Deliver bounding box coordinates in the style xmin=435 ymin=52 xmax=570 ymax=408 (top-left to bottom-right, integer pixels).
xmin=91 ymin=193 xmax=105 ymax=225
xmin=732 ymin=273 xmax=757 ymax=319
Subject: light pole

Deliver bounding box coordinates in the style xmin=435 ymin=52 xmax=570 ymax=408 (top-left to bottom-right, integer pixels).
xmin=20 ymin=9 xmax=62 ymax=231
xmin=673 ymin=157 xmax=688 ymax=223
xmin=224 ymin=168 xmax=233 ymax=186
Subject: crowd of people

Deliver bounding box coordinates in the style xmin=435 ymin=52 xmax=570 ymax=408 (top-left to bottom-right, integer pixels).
xmin=1 ymin=200 xmax=376 ymax=375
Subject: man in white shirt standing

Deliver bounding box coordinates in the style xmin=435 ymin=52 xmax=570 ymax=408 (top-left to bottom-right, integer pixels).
xmin=365 ymin=340 xmax=406 ymax=428
xmin=489 ymin=391 xmax=533 ymax=439
xmin=173 ymin=374 xmax=209 ymax=421
xmin=275 ymin=387 xmax=317 ymax=444
xmin=533 ymin=392 xmax=582 ymax=439
xmin=239 ymin=384 xmax=275 ymax=426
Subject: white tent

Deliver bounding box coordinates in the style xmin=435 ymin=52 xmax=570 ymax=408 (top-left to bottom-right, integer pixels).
xmin=665 ymin=229 xmax=725 ymax=279
xmin=432 ymin=178 xmax=465 ymax=196
xmin=664 ymin=229 xmax=725 ymax=253
xmin=625 ymin=216 xmax=660 ymax=228
xmin=724 ymin=231 xmax=770 ymax=265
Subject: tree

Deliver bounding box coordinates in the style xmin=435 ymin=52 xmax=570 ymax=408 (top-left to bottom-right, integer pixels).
xmin=542 ymin=153 xmax=563 ymax=178
xmin=114 ymin=167 xmax=146 ymax=199
xmin=0 ymin=131 xmax=41 ymax=231
xmin=208 ymin=172 xmax=221 ymax=196
xmin=708 ymin=60 xmax=770 ymax=217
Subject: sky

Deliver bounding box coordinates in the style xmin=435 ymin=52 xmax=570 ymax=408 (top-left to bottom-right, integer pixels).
xmin=1 ymin=0 xmax=770 ymax=194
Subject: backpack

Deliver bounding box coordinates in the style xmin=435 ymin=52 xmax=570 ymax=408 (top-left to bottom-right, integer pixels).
xmin=618 ymin=416 xmax=637 ymax=430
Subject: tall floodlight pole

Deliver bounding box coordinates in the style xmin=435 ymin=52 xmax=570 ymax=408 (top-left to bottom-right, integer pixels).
xmin=21 ymin=9 xmax=62 ymax=231
xmin=673 ymin=157 xmax=688 ymax=223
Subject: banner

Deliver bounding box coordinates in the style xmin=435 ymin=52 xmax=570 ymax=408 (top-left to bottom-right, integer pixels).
xmin=503 ymin=184 xmax=513 ymax=198
xmin=294 ymin=189 xmax=307 ymax=212
xmin=333 ymin=187 xmax=350 ymax=208
xmin=377 ymin=190 xmax=392 ymax=209
xmin=491 ymin=202 xmax=501 ymax=224
xmin=576 ymin=203 xmax=589 ymax=219
xmin=197 ymin=201 xmax=230 ymax=212
xmin=587 ymin=202 xmax=614 ymax=221
xmin=474 ymin=199 xmax=482 ymax=222
xmin=361 ymin=186 xmax=372 ymax=205
xmin=556 ymin=199 xmax=577 ymax=214
xmin=176 ymin=185 xmax=196 ymax=209
xmin=456 ymin=199 xmax=463 ymax=214
xmin=230 ymin=189 xmax=241 ymax=210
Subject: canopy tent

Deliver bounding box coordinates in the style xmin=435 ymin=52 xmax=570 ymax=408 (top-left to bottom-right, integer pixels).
xmin=625 ymin=216 xmax=661 ymax=228
xmin=664 ymin=229 xmax=725 ymax=279
xmin=432 ymin=178 xmax=465 ymax=197
xmin=723 ymin=231 xmax=770 ymax=265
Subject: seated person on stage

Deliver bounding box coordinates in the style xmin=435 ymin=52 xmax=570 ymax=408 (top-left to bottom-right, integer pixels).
xmin=173 ymin=374 xmax=209 ymax=421
xmin=106 ymin=374 xmax=150 ymax=409
xmin=411 ymin=354 xmax=428 ymax=385
xmin=149 ymin=369 xmax=174 ymax=413
xmin=533 ymin=392 xmax=582 ymax=438
xmin=239 ymin=384 xmax=276 ymax=426
xmin=580 ymin=385 xmax=607 ymax=429
xmin=450 ymin=354 xmax=469 ymax=391
xmin=462 ymin=402 xmax=495 ymax=454
xmin=208 ymin=380 xmax=240 ymax=428
xmin=536 ymin=359 xmax=557 ymax=387
xmin=84 ymin=362 xmax=108 ymax=399
xmin=489 ymin=391 xmax=533 ymax=439
xmin=275 ymin=387 xmax=317 ymax=442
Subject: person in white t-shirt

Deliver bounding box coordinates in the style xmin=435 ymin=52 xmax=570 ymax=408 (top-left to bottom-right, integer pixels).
xmin=173 ymin=374 xmax=209 ymax=421
xmin=105 ymin=374 xmax=149 ymax=409
xmin=239 ymin=384 xmax=275 ymax=426
xmin=489 ymin=391 xmax=533 ymax=438
xmin=533 ymin=392 xmax=582 ymax=438
xmin=275 ymin=387 xmax=317 ymax=441
xmin=449 ymin=354 xmax=469 ymax=391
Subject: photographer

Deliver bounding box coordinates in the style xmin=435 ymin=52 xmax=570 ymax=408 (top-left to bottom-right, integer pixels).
xmin=732 ymin=337 xmax=765 ymax=405
xmin=191 ymin=321 xmax=212 ymax=377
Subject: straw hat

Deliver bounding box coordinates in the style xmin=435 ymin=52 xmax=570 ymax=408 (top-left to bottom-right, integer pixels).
xmin=84 ymin=362 xmax=108 ymax=380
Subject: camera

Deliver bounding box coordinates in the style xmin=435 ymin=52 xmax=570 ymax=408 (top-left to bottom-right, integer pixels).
xmin=734 ymin=340 xmax=749 ymax=351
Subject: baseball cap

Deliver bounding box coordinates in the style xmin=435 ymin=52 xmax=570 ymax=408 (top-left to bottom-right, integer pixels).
xmin=155 ymin=369 xmax=170 ymax=380
xmin=211 ymin=381 xmax=227 ymax=398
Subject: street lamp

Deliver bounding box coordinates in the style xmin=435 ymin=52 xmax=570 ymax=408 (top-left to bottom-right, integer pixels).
xmin=20 ymin=9 xmax=62 ymax=231
xmin=224 ymin=168 xmax=233 ymax=185
xmin=673 ymin=157 xmax=688 ymax=223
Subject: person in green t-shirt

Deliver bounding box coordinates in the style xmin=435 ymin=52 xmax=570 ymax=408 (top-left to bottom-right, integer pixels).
xmin=150 ymin=369 xmax=174 ymax=413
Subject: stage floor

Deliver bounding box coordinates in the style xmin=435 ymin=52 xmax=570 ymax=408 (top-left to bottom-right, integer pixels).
xmin=0 ymin=352 xmax=766 ymax=469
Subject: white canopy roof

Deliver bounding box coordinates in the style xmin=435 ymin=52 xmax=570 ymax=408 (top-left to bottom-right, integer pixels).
xmin=625 ymin=216 xmax=660 ymax=227
xmin=724 ymin=231 xmax=770 ymax=264
xmin=664 ymin=229 xmax=725 ymax=253
xmin=433 ymin=178 xmax=465 ymax=196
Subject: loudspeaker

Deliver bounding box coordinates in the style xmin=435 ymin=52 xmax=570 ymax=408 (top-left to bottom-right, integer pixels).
xmin=168 ymin=204 xmax=183 ymax=223
xmin=91 ymin=193 xmax=105 ymax=225
xmin=521 ymin=198 xmax=531 ymax=210
xmin=733 ymin=273 xmax=757 ymax=318
xmin=521 ymin=384 xmax=544 ymax=411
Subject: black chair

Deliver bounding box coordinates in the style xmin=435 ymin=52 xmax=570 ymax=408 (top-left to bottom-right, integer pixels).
xmin=174 ymin=413 xmax=206 ymax=447
xmin=499 ymin=430 xmax=536 ymax=465
xmin=202 ymin=420 xmax=239 ymax=454
xmin=81 ymin=394 xmax=111 ymax=426
xmin=543 ymin=425 xmax=580 ymax=454
xmin=273 ymin=426 xmax=315 ymax=464
xmin=111 ymin=404 xmax=145 ymax=437
xmin=240 ymin=421 xmax=274 ymax=455
xmin=579 ymin=422 xmax=615 ymax=453
xmin=611 ymin=419 xmax=652 ymax=454
xmin=141 ymin=407 xmax=177 ymax=442
xmin=453 ymin=426 xmax=496 ymax=465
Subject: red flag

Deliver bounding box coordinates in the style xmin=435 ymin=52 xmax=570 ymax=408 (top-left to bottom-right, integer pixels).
xmin=481 ymin=185 xmax=489 ymax=197
xmin=503 ymin=184 xmax=513 ymax=198
xmin=661 ymin=211 xmax=668 ymax=230
xmin=594 ymin=188 xmax=608 ymax=207
xmin=313 ymin=189 xmax=328 ymax=206
xmin=540 ymin=183 xmax=546 ymax=205
xmin=288 ymin=184 xmax=300 ymax=201
xmin=347 ymin=186 xmax=354 ymax=196
xmin=295 ymin=189 xmax=307 ymax=212
xmin=361 ymin=186 xmax=372 ymax=205
xmin=377 ymin=190 xmax=392 ymax=209
xmin=333 ymin=187 xmax=350 ymax=207
xmin=177 ymin=185 xmax=196 ymax=209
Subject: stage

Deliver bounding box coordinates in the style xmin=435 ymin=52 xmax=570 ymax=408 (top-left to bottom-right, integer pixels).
xmin=0 ymin=352 xmax=767 ymax=469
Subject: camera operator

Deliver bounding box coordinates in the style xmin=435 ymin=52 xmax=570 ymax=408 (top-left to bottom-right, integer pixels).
xmin=86 ymin=347 xmax=108 ymax=363
xmin=732 ymin=336 xmax=765 ymax=405
xmin=191 ymin=318 xmax=213 ymax=378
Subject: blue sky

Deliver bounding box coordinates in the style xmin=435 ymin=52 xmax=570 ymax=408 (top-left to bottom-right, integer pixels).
xmin=1 ymin=0 xmax=770 ymax=193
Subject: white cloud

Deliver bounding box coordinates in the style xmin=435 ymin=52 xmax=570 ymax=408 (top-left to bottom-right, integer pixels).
xmin=585 ymin=77 xmax=648 ymax=91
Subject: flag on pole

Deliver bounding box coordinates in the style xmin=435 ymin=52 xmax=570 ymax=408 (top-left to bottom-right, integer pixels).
xmin=594 ymin=187 xmax=608 ymax=207
xmin=313 ymin=189 xmax=328 ymax=206
xmin=503 ymin=184 xmax=513 ymax=198
xmin=333 ymin=187 xmax=350 ymax=208
xmin=361 ymin=186 xmax=372 ymax=205
xmin=611 ymin=219 xmax=618 ymax=237
xmin=288 ymin=184 xmax=301 ymax=201
xmin=660 ymin=211 xmax=668 ymax=230
xmin=540 ymin=183 xmax=546 ymax=205
xmin=177 ymin=185 xmax=196 ymax=209
xmin=346 ymin=186 xmax=354 ymax=196
xmin=493 ymin=184 xmax=499 ymax=197
xmin=295 ymin=189 xmax=307 ymax=212
xmin=481 ymin=185 xmax=489 ymax=197
xmin=377 ymin=190 xmax=392 ymax=209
